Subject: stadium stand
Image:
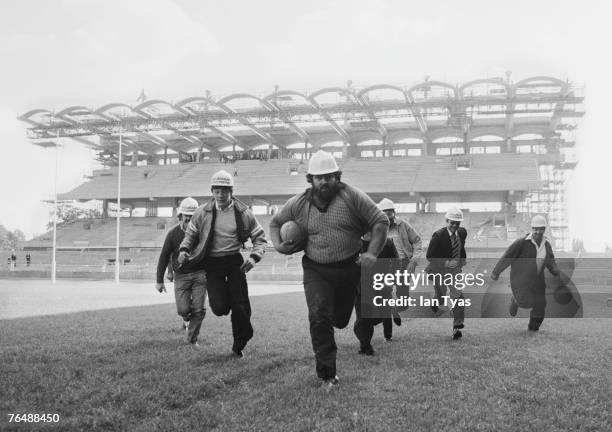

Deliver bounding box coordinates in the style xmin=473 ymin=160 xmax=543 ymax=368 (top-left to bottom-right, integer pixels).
xmin=58 ymin=154 xmax=541 ymax=201
xmin=14 ymin=76 xmax=590 ymax=279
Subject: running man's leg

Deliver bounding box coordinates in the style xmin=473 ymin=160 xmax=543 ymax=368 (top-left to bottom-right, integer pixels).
xmin=303 ymin=257 xmax=338 ymax=380
xmin=186 ymin=270 xmax=207 ymax=344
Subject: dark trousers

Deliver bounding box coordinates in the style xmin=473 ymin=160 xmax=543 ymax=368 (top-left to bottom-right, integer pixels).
xmin=204 ymin=254 xmax=253 ymax=351
xmin=432 ymin=278 xmax=465 ymax=328
xmin=353 ymin=316 xmax=394 ymax=346
xmin=354 ymin=284 xmax=394 ymax=347
xmin=303 ymin=255 xmax=359 ymax=380
xmin=528 ymin=288 xmax=547 ymax=330
xmin=383 ymin=318 xmax=393 ymax=339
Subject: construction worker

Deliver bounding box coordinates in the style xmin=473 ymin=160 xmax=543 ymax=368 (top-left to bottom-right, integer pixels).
xmin=178 ymin=170 xmax=267 ymax=358
xmin=375 ymin=198 xmax=423 ymax=340
xmin=156 ymin=197 xmax=207 ymax=346
xmin=377 ymin=198 xmax=422 ymax=273
xmin=490 ymin=215 xmax=560 ymax=331
xmin=270 ymin=150 xmax=389 ymax=388
xmin=425 ymin=207 xmax=468 ymax=340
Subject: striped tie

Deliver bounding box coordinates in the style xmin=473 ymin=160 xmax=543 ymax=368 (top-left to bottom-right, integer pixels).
xmin=451 ymin=232 xmax=460 ymax=259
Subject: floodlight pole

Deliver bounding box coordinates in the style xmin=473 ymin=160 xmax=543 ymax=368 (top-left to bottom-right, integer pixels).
xmin=51 ymin=131 xmax=60 ymax=284
xmin=115 ymin=128 xmax=122 ymax=284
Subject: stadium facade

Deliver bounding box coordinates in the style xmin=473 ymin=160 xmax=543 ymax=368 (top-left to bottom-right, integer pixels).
xmin=19 ymin=75 xmax=583 ymax=264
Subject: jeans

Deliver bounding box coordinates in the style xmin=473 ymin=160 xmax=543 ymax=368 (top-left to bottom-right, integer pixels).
xmin=204 ymin=254 xmax=253 ymax=351
xmin=303 ymin=255 xmax=359 ymax=380
xmin=174 ymin=270 xmax=207 ymax=343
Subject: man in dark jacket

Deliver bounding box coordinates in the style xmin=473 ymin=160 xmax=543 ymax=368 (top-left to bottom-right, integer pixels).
xmin=490 ymin=215 xmax=560 ymax=331
xmin=178 ymin=170 xmax=267 ymax=358
xmin=156 ymin=197 xmax=206 ymax=346
xmin=425 ymin=207 xmax=468 ymax=340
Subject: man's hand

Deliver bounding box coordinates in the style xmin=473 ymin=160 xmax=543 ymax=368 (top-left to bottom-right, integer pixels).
xmin=406 ymin=259 xmax=417 ymax=274
xmin=166 ymin=272 xmax=174 ymax=282
xmin=357 ymin=252 xmax=377 ymax=269
xmin=177 ymin=251 xmax=188 ymax=266
xmin=275 ymin=239 xmax=301 ymax=255
xmin=490 ymin=273 xmax=499 ymax=281
xmin=446 ymin=259 xmax=459 ymax=269
xmin=240 ymin=257 xmax=256 ymax=273
xmin=155 ymin=283 xmax=167 ymax=293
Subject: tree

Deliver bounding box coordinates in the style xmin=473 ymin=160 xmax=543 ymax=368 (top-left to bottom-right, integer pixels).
xmin=0 ymin=225 xmax=25 ymax=251
xmin=47 ymin=203 xmax=102 ymax=229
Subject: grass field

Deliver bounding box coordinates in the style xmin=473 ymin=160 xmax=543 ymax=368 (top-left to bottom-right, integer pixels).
xmin=1 ymin=291 xmax=611 ymax=432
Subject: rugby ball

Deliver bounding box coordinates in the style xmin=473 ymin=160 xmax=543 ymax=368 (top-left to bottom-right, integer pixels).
xmin=553 ymin=284 xmax=573 ymax=305
xmin=280 ymin=221 xmax=305 ymax=246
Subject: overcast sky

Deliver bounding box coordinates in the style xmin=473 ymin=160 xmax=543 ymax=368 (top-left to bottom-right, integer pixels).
xmin=0 ymin=0 xmax=610 ymax=250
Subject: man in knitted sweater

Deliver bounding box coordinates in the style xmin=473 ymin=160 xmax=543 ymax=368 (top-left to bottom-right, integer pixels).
xmin=178 ymin=170 xmax=267 ymax=358
xmin=156 ymin=197 xmax=206 ymax=346
xmin=270 ymin=150 xmax=389 ymax=388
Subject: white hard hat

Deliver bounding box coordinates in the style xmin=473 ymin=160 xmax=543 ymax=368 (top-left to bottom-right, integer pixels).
xmin=210 ymin=170 xmax=234 ymax=188
xmin=445 ymin=207 xmax=464 ymax=222
xmin=531 ymin=214 xmax=547 ymax=228
xmin=307 ymin=150 xmax=340 ymax=175
xmin=178 ymin=197 xmax=198 ymax=216
xmin=378 ymin=198 xmax=395 ymax=211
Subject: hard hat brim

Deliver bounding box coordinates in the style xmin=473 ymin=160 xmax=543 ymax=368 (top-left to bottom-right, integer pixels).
xmin=307 ymin=168 xmax=340 ymax=176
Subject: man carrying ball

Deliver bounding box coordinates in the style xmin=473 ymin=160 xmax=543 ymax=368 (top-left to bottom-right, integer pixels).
xmin=270 ymin=150 xmax=388 ymax=388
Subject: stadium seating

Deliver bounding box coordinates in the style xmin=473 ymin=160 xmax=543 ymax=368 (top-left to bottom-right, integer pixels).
xmin=59 ymin=154 xmax=541 ymax=200
xmin=18 ymin=153 xmax=555 ymax=278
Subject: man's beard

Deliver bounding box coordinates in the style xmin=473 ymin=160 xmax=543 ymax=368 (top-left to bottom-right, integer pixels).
xmin=313 ymin=183 xmax=338 ymax=201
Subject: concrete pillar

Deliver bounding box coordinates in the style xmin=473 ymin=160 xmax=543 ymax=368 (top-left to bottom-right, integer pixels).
xmin=424 ymin=138 xmax=433 ymax=156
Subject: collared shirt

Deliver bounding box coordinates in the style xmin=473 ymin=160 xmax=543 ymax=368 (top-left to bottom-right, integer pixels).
xmin=447 ymin=228 xmax=461 ymax=247
xmin=215 ymin=199 xmax=235 ymax=211
xmin=526 ymin=232 xmax=548 ymax=273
